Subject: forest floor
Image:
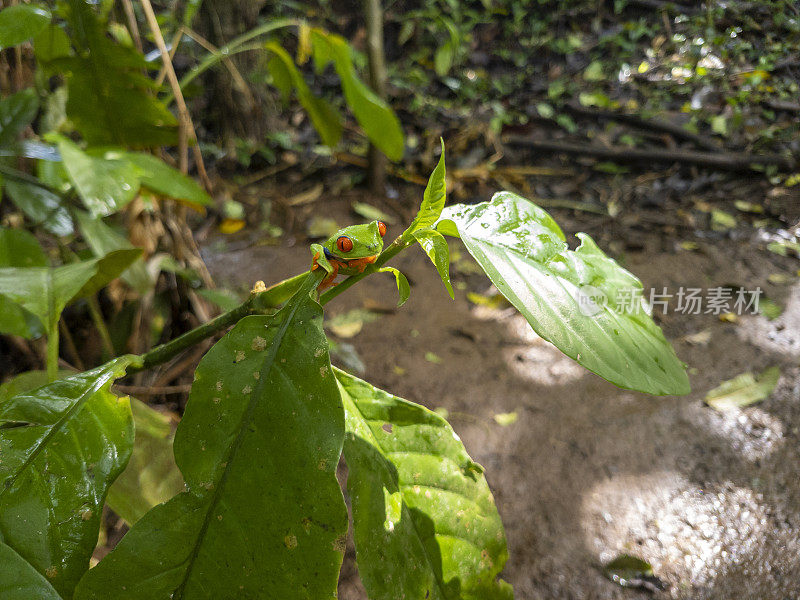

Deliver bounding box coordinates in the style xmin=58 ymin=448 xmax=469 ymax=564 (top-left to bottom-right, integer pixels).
xmin=201 ymin=171 xmax=800 ymax=599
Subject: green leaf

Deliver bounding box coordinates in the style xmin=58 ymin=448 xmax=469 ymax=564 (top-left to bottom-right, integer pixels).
xmin=0 ymin=4 xmax=50 ymax=50
xmin=337 ymin=369 xmax=513 ymax=600
xmin=196 ymin=288 xmax=242 ymax=312
xmin=603 ymin=554 xmax=665 ymax=591
xmin=0 ymin=357 xmax=137 ymax=597
xmin=0 ymin=88 xmax=39 ymax=147
xmin=0 ymin=541 xmax=62 ymax=600
xmin=413 ymin=229 xmax=453 ymax=298
xmin=55 ymin=0 xmax=178 ymax=147
xmin=120 ymin=152 xmax=212 ymax=206
xmin=583 ymin=60 xmax=605 ymax=81
xmin=75 ymin=211 xmax=152 ymax=295
xmin=0 ymin=228 xmax=46 ymax=338
xmin=56 ymin=137 xmax=140 ymax=217
xmin=0 ymin=227 xmax=46 ymax=267
xmin=265 ymin=42 xmax=343 ymax=147
xmin=4 ymin=180 xmax=74 ymax=236
xmin=437 ymin=191 xmax=690 ymax=396
xmin=33 ymin=24 xmax=71 ymax=64
xmin=106 ymin=399 xmax=184 ymax=525
xmin=434 ymin=41 xmax=454 ymax=76
xmin=310 ymin=30 xmax=404 ymax=161
xmin=408 ymin=141 xmax=446 ymax=233
xmin=705 ymin=366 xmax=780 ymax=410
xmin=0 ymin=369 xmax=73 ymax=403
xmin=0 ymin=248 xmax=141 ymax=334
xmin=378 ymin=267 xmax=410 ymax=307
xmin=76 ymin=276 xmax=347 ymax=599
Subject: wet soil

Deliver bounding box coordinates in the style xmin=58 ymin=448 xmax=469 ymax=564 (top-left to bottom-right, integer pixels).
xmin=202 ymin=190 xmax=800 ymax=600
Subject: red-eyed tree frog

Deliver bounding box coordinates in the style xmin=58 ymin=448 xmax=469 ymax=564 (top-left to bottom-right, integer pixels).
xmin=311 ymin=220 xmax=387 ymax=290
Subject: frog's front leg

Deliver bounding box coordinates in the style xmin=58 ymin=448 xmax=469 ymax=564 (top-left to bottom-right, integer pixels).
xmin=311 ymin=243 xmax=340 ymax=291
xmin=317 ymin=261 xmax=340 ymax=291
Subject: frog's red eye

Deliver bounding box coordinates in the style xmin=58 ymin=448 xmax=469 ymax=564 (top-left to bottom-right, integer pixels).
xmin=377 ymin=220 xmax=387 ymax=237
xmin=336 ymin=236 xmax=354 ymax=252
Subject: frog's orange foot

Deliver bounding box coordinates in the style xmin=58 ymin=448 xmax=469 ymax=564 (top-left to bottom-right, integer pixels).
xmin=349 ymin=255 xmax=378 ymax=273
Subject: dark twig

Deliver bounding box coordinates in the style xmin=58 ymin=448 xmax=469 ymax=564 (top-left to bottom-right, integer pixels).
xmin=563 ymin=105 xmax=720 ymax=151
xmin=504 ymin=136 xmax=796 ymax=172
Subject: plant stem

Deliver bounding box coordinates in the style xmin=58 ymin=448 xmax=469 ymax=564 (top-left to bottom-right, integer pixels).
xmin=128 ymin=234 xmax=412 ymax=374
xmin=129 ymin=271 xmax=317 ymax=373
xmin=88 ymin=295 xmax=116 ymax=358
xmin=46 ymin=320 xmax=60 ymax=382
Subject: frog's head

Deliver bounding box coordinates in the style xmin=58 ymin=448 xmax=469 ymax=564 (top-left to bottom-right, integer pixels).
xmin=326 ymin=220 xmax=387 ymax=259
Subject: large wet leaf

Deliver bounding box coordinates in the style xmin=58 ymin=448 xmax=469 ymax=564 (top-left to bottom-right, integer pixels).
xmin=0 ymin=88 xmax=39 ymax=147
xmin=56 ymin=138 xmax=140 ymax=217
xmin=0 ymin=228 xmax=47 ymax=338
xmin=0 ymin=357 xmax=137 ymax=598
xmin=437 ymin=191 xmax=689 ymax=395
xmin=311 ymin=29 xmax=404 ymax=161
xmin=0 ymin=541 xmax=62 ymax=600
xmin=337 ymin=369 xmax=512 ymax=600
xmin=0 ymin=248 xmax=141 ymax=334
xmin=105 ymin=398 xmax=184 ymax=525
xmin=76 ymin=276 xmax=347 ymax=599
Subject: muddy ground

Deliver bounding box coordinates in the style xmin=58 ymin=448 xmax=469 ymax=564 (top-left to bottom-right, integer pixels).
xmin=203 ymin=188 xmax=800 ymax=600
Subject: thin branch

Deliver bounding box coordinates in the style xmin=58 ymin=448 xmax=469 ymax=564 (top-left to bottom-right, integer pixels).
xmin=180 ymin=26 xmax=256 ymax=110
xmin=363 ymin=0 xmax=388 ymax=192
xmin=503 ymin=136 xmax=797 ymax=172
xmin=139 ymin=0 xmax=210 ymax=187
xmin=155 ymin=28 xmax=183 ymax=88
xmin=120 ymin=0 xmax=143 ymax=52
xmin=113 ymin=383 xmax=192 ymax=395
xmin=563 ymin=104 xmax=721 ymax=151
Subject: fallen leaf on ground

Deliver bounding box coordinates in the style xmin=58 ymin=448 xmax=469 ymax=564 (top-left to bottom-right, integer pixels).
xmin=351 ymin=201 xmax=396 ymax=224
xmin=603 ymin=554 xmax=666 ymax=592
xmin=705 ymin=366 xmax=781 ymax=410
xmin=493 ymin=411 xmax=518 ymax=426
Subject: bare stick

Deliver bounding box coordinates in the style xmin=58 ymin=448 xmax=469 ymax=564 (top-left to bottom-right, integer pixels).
xmin=120 ymin=0 xmax=143 ymax=52
xmin=363 ymin=0 xmax=388 ymax=193
xmin=563 ymin=104 xmax=720 ymax=151
xmin=155 ymin=28 xmax=183 ymax=88
xmin=139 ymin=0 xmax=209 ymax=184
xmin=181 ymin=26 xmax=256 ymax=110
